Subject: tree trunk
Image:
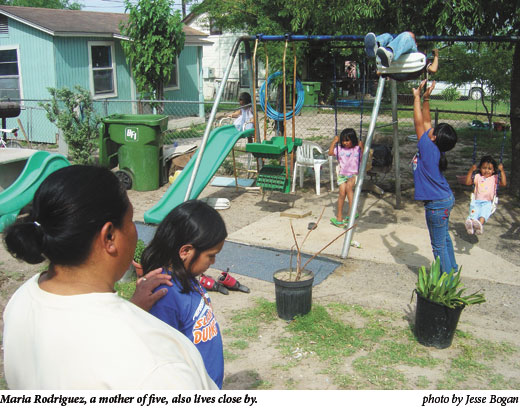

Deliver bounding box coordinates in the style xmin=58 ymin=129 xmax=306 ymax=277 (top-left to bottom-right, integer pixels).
xmin=510 ymin=43 xmax=520 ymax=198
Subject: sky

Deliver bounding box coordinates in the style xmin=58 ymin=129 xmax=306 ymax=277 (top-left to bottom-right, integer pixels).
xmin=78 ymin=0 xmax=186 ymax=13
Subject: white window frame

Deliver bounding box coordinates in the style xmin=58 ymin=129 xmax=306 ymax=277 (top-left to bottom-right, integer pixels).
xmin=0 ymin=44 xmax=23 ymax=101
xmin=164 ymin=56 xmax=180 ymax=91
xmin=88 ymin=41 xmax=117 ymax=99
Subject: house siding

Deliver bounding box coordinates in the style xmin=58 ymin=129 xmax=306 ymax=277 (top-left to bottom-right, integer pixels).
xmin=0 ymin=17 xmax=58 ymax=142
xmin=163 ymin=45 xmax=201 ymax=117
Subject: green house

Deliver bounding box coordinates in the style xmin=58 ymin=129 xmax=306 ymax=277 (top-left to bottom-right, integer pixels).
xmin=0 ymin=5 xmax=210 ymax=143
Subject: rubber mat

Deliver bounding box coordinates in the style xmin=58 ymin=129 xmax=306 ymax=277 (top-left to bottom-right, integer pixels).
xmin=136 ymin=222 xmax=340 ymax=286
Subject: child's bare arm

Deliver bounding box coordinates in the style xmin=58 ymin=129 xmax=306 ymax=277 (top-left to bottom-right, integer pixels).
xmin=328 ymin=135 xmax=339 ymax=156
xmin=465 ymin=164 xmax=477 ymax=185
xmin=427 ymin=49 xmax=439 ymax=74
xmin=421 ymin=81 xmax=435 ymax=131
xmin=413 ymin=80 xmax=426 ymax=138
xmin=498 ymin=163 xmax=507 ymax=187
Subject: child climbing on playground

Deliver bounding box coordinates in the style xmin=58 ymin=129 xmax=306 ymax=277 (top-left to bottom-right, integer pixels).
xmin=364 ymin=32 xmax=439 ymax=78
xmin=412 ymin=79 xmax=458 ymax=275
xmin=140 ymin=200 xmax=229 ymax=389
xmin=328 ymin=128 xmax=363 ymax=227
xmin=463 ymin=155 xmax=507 ymax=235
xmin=230 ymin=92 xmax=254 ymax=131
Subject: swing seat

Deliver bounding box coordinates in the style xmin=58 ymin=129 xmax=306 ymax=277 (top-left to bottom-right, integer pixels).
xmin=376 ymin=52 xmax=427 ymax=75
xmin=246 ymin=137 xmax=302 ymax=159
xmin=470 ymin=193 xmax=498 ymax=216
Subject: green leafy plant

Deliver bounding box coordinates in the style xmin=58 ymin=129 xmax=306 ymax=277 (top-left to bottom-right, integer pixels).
xmin=133 ymin=239 xmax=146 ymax=263
xmin=413 ymin=257 xmax=485 ymax=308
xmin=441 ymin=86 xmax=460 ymax=102
xmin=40 ymin=86 xmax=100 ymax=164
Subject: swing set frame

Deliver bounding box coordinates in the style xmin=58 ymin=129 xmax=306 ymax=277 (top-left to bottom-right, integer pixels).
xmin=185 ymin=33 xmax=518 ymax=259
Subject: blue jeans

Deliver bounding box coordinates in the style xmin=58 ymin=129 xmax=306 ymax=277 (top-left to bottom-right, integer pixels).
xmin=424 ymin=195 xmax=458 ymax=275
xmin=377 ymin=32 xmax=418 ymax=61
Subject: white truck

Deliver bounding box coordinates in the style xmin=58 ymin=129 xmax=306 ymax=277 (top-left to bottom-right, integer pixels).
xmin=430 ymin=81 xmax=488 ymax=100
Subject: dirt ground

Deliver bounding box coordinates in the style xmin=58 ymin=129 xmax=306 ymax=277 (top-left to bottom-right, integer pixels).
xmin=1 ymin=134 xmax=519 ymax=390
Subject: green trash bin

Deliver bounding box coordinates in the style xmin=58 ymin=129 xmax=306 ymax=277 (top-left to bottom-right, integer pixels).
xmin=99 ymin=114 xmax=168 ymax=192
xmin=302 ymin=81 xmax=321 ymax=107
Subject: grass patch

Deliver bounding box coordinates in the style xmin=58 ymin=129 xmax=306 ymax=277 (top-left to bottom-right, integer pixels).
xmin=224 ymin=298 xmax=277 ymax=342
xmin=114 ymin=280 xmax=136 ymax=300
xmin=223 ymin=299 xmax=520 ymax=389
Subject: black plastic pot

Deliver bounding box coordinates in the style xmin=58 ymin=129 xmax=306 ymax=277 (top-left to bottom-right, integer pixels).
xmin=414 ymin=292 xmax=464 ymax=349
xmin=273 ymin=269 xmax=314 ymax=320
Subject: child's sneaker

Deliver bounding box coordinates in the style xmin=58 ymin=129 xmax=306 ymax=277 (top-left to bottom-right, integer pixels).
xmin=472 ymin=219 xmax=483 ymax=235
xmin=465 ymin=218 xmax=474 ymax=235
xmin=330 ymin=217 xmax=345 ymax=227
xmin=376 ymin=47 xmax=393 ymax=67
xmin=364 ymin=33 xmax=377 ymax=57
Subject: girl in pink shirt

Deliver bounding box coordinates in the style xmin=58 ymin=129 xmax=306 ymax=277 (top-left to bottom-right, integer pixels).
xmin=328 ymin=128 xmax=364 ymax=227
xmin=463 ymin=155 xmax=507 ymax=235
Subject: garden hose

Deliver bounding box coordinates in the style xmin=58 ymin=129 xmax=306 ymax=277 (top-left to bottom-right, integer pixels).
xmin=259 ymin=71 xmax=304 ymax=121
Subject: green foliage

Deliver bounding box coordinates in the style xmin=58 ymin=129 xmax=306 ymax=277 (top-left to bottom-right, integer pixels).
xmin=114 ymin=280 xmax=136 ymax=300
xmin=120 ymin=0 xmax=185 ymax=108
xmin=39 ymin=86 xmax=99 ymax=165
xmin=414 ymin=257 xmax=486 ymax=308
xmin=133 ymin=239 xmax=146 ymax=263
xmin=441 ymin=86 xmax=460 ymax=102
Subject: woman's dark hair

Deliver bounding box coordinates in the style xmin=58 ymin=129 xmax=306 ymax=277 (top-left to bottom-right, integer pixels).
xmin=433 ymin=123 xmax=457 ymax=171
xmin=239 ymin=92 xmax=251 ymax=105
xmin=478 ymin=155 xmax=498 ymax=174
xmin=339 ymin=128 xmax=358 ymax=147
xmin=141 ymin=200 xmax=227 ymax=293
xmin=4 ymin=165 xmax=129 ymax=266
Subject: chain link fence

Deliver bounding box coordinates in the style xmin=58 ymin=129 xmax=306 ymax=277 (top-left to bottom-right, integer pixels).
xmin=6 ymin=90 xmax=512 ymax=188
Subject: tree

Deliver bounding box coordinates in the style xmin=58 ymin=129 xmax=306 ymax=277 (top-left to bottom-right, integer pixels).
xmin=40 ymin=86 xmax=100 ymax=165
xmin=0 ymin=0 xmax=81 ymax=9
xmin=119 ymin=0 xmax=185 ymax=112
xmin=440 ymin=43 xmax=513 ymax=127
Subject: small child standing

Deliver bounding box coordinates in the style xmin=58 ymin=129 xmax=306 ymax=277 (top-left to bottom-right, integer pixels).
xmin=463 ymin=155 xmax=507 ymax=235
xmin=328 ymin=128 xmax=363 ymax=227
xmin=141 ymin=200 xmax=227 ymax=389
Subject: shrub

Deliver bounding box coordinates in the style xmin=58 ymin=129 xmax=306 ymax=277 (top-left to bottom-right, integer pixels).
xmin=40 ymin=86 xmax=100 ymax=165
xmin=441 ymin=86 xmax=460 ymax=102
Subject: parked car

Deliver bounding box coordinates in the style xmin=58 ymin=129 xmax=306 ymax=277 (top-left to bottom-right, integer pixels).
xmin=431 ymin=81 xmax=488 ymax=100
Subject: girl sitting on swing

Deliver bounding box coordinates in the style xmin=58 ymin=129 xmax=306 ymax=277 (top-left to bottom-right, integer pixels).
xmin=463 ymin=155 xmax=507 ymax=235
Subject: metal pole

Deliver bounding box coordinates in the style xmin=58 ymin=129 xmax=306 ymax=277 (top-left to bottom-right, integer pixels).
xmin=341 ymin=75 xmax=386 ymax=258
xmin=391 ymin=79 xmax=401 ymax=209
xmin=184 ymin=37 xmax=244 ymax=201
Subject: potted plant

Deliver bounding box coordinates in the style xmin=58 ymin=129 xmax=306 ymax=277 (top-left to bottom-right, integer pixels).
xmin=412 ymin=257 xmax=485 ymax=349
xmin=132 ymin=239 xmax=146 ymax=278
xmin=273 ymin=209 xmax=354 ymax=320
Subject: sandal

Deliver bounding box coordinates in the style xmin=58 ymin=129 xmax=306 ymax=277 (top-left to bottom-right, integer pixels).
xmin=218 ymin=270 xmax=250 ymax=293
xmin=342 ymin=213 xmax=359 ymax=224
xmin=330 ymin=217 xmax=345 ymax=227
xmin=200 ymin=274 xmax=229 ymax=295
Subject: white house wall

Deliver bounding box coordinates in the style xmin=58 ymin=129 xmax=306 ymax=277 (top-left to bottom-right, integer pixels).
xmin=187 ymin=13 xmax=264 ymax=101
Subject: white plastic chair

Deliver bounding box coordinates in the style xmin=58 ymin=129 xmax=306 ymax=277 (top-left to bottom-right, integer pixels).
xmin=291 ymin=141 xmax=333 ymax=196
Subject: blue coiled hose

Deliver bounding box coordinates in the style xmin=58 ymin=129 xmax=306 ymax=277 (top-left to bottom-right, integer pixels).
xmin=259 ymin=71 xmax=304 ymax=121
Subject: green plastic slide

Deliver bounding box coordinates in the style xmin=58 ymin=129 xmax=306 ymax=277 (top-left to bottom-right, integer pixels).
xmin=144 ymin=125 xmax=253 ymax=224
xmin=0 ymin=151 xmax=70 ymax=232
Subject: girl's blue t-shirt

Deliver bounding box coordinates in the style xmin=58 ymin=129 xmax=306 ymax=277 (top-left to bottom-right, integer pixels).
xmin=413 ymin=130 xmax=452 ymax=201
xmin=149 ymin=275 xmax=224 ymax=389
